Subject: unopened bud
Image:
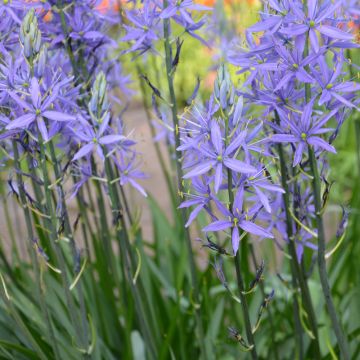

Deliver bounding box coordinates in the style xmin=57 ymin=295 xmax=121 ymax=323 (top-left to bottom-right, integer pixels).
xmin=35 ymin=45 xmax=47 ymax=77
xmin=89 ymin=72 xmax=109 ymax=117
xmin=20 ymin=9 xmax=42 ymax=60
xmin=214 ymin=64 xmax=233 ymax=110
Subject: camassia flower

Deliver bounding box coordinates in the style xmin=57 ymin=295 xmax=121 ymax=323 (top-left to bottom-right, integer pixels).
xmin=203 ymin=187 xmax=273 ymax=254
xmin=121 ymin=0 xmax=211 ymax=54
xmin=170 ymin=15 xmax=209 ymax=46
xmin=179 ymin=65 xmax=282 ymax=255
xmin=234 ymin=168 xmax=285 ymax=213
xmin=68 ymin=7 xmax=107 ymax=43
xmin=6 ymin=77 xmax=75 ymax=141
xmin=112 ymin=154 xmax=148 ymax=197
xmin=71 ymin=113 xmax=126 ymax=162
xmin=247 ymin=0 xmax=293 ymax=34
xmin=160 ymin=0 xmax=211 ymax=24
xmin=280 ymin=0 xmax=354 ymax=52
xmin=121 ymin=1 xmax=161 ymax=54
xmin=270 ymin=45 xmax=315 ymax=91
xmin=270 ymin=100 xmax=337 ymax=166
xmin=312 ymin=56 xmax=360 ymax=108
xmin=179 ymin=176 xmax=215 ymax=227
xmin=182 ymin=119 xmax=257 ymax=193
xmin=229 ymin=0 xmax=359 ymax=263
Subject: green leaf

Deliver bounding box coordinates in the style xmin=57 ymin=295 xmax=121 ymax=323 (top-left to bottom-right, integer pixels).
xmin=205 ymin=297 xmax=225 ymax=360
xmin=0 ymin=340 xmax=38 ymax=360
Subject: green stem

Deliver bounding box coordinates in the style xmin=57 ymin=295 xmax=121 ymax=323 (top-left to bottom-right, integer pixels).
xmin=276 ymin=139 xmax=320 ymax=358
xmin=111 ymin=164 xmax=162 ymax=354
xmin=249 ymin=246 xmax=279 ymax=360
xmin=90 ymin=177 xmax=132 ymax=357
xmin=74 ymin=187 xmax=95 ymax=260
xmin=90 ymin=161 xmax=128 ymax=311
xmin=308 ymin=148 xmax=350 ymax=360
xmin=302 ymin=16 xmax=349 ymax=356
xmin=227 ymin=168 xmax=258 ymax=360
xmin=162 ymin=9 xmax=208 ymax=359
xmin=104 ymin=159 xmax=158 ymax=360
xmin=58 ymin=3 xmax=81 ymax=81
xmin=48 ymin=142 xmax=90 ymax=356
xmin=3 ymin=196 xmax=19 ymax=261
xmin=136 ymin=63 xmax=177 ymax=210
xmin=12 ymin=141 xmax=61 ymax=360
xmin=38 ymin=138 xmax=88 ymax=356
xmin=347 ymin=49 xmax=360 ymax=178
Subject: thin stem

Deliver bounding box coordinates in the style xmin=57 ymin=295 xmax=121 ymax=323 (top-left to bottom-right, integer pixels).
xmin=227 ymin=167 xmax=258 ymax=360
xmin=302 ymin=17 xmax=349 ymax=357
xmin=162 ymin=7 xmax=207 ymax=359
xmin=3 ymin=196 xmax=19 ymax=261
xmin=249 ymin=246 xmax=279 ymax=360
xmin=89 ymin=175 xmax=132 ymax=356
xmin=223 ymin=102 xmax=256 ymax=357
xmin=347 ymin=49 xmax=360 ymax=178
xmin=91 ymin=160 xmax=129 ymax=311
xmin=104 ymin=159 xmax=158 ymax=360
xmin=48 ymin=142 xmax=90 ymax=355
xmin=12 ymin=141 xmax=61 ymax=360
xmin=111 ymin=165 xmax=162 ymax=353
xmin=308 ymin=147 xmax=350 ymax=360
xmin=38 ymin=138 xmax=88 ymax=356
xmin=73 ymin=185 xmax=95 ymax=259
xmin=136 ymin=63 xmax=177 ymax=210
xmin=58 ymin=2 xmax=86 ymax=83
xmin=276 ymin=140 xmax=320 ymax=358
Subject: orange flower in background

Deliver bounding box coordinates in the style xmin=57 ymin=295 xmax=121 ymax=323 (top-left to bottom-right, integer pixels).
xmin=195 ymin=0 xmax=257 ymax=6
xmin=195 ymin=0 xmax=231 ymax=5
xmin=96 ymin=0 xmax=126 ymax=14
xmin=348 ymin=18 xmax=360 ymax=42
xmin=43 ymin=10 xmax=53 ymax=22
xmin=27 ymin=0 xmax=53 ymax=22
xmin=204 ymin=70 xmax=217 ymax=90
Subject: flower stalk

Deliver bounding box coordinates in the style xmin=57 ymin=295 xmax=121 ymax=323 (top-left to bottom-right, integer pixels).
xmin=303 ymin=12 xmax=350 ymax=357
xmin=162 ymin=4 xmax=208 ymax=359
xmin=104 ymin=158 xmax=158 ymax=359
xmin=278 ymin=146 xmax=320 ymax=355
xmin=275 ymin=113 xmax=320 ymax=357
xmin=308 ymin=147 xmax=350 ymax=360
xmin=38 ymin=135 xmax=89 ymax=356
xmin=12 ymin=141 xmax=61 ymax=360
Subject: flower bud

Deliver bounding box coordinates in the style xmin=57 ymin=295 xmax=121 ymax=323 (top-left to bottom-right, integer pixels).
xmin=35 ymin=45 xmax=47 ymax=78
xmin=214 ymin=64 xmax=233 ymax=110
xmin=89 ymin=72 xmax=109 ymax=117
xmin=20 ymin=9 xmax=42 ymax=60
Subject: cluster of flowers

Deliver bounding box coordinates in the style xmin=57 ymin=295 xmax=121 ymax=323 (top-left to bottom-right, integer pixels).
xmin=0 ymin=0 xmax=146 ymax=197
xmin=120 ymin=0 xmax=212 ymax=155
xmin=179 ymin=0 xmax=359 ymax=260
xmin=178 ymin=65 xmax=284 ymax=255
xmin=121 ymin=0 xmax=211 ymax=54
